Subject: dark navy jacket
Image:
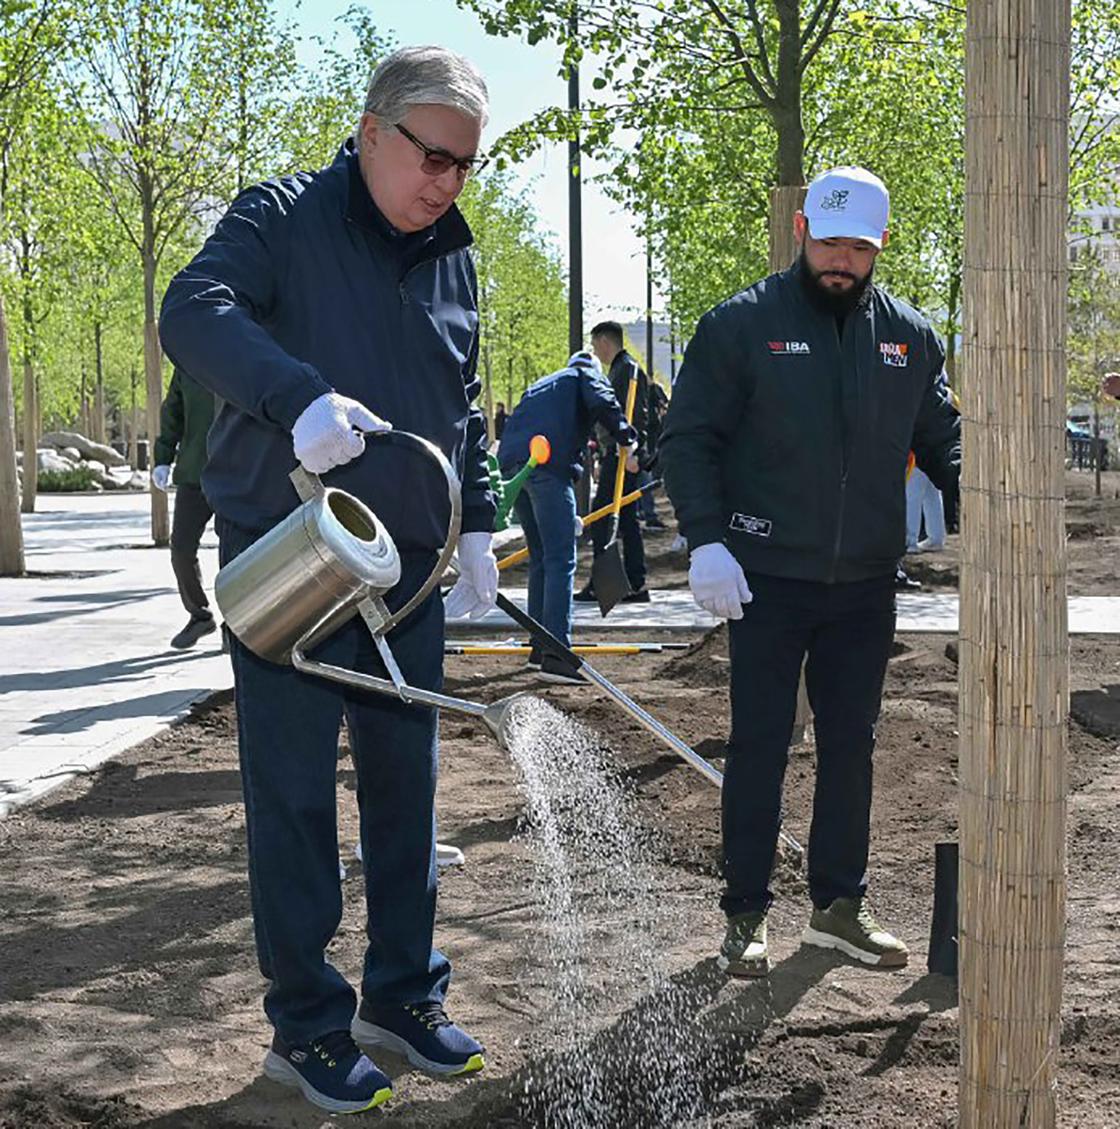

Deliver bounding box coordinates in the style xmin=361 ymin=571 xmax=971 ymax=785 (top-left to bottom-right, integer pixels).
xmin=661 ymin=260 xmax=960 ymax=583
xmin=497 ymin=356 xmax=636 ymax=483
xmin=159 ymin=141 xmax=494 ymax=550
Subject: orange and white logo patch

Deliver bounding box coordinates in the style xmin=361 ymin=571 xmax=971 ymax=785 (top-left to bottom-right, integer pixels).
xmin=879 ymin=341 xmax=909 ymax=368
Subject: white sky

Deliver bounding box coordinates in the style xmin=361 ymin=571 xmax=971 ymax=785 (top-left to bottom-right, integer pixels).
xmin=278 ymin=0 xmax=660 ymax=322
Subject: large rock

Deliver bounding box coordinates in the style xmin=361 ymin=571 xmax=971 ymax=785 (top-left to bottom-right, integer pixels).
xmin=85 ymin=459 xmax=107 ymax=476
xmin=40 ymin=430 xmax=128 ymax=468
xmin=37 ymin=450 xmax=77 ymax=474
xmin=61 ymin=446 xmax=82 ymax=462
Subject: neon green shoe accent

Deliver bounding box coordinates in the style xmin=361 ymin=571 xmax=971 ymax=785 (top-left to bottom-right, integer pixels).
xmin=453 ymin=1052 xmax=485 ymax=1075
xmin=347 ymin=1086 xmax=393 ymax=1113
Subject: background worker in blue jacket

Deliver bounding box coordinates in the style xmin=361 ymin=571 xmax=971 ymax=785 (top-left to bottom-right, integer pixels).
xmin=661 ymin=167 xmax=960 ymax=981
xmin=498 ymin=351 xmax=636 ymax=681
xmin=159 ymin=47 xmax=496 ymax=1115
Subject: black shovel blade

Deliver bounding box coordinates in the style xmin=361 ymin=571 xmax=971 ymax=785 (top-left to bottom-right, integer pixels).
xmin=591 ymin=539 xmax=632 ymax=616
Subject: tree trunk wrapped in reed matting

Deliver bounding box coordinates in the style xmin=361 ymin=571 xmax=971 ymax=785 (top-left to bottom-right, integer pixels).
xmin=959 ymin=2 xmax=1070 ymax=1124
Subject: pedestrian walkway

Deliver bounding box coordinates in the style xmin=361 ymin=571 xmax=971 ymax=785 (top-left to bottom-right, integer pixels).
xmin=5 ymin=491 xmax=1120 ymax=816
xmin=0 ymin=491 xmax=228 ymax=815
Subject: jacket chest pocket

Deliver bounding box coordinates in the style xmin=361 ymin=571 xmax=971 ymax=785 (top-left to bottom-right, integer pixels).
xmin=405 ymin=262 xmax=477 ymax=369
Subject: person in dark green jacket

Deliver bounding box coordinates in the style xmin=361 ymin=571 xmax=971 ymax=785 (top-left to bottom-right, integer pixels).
xmin=661 ymin=166 xmax=960 ymax=980
xmin=152 ymin=367 xmax=217 ymax=648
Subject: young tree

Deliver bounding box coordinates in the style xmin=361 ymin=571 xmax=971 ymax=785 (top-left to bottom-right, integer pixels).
xmin=3 ymin=78 xmax=78 ymax=511
xmin=458 ymin=174 xmax=568 ymax=418
xmin=0 ymin=0 xmax=71 ymax=573
xmin=73 ymin=0 xmax=241 ymax=544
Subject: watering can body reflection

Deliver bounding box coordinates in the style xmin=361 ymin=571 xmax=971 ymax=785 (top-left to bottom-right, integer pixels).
xmin=213 ymin=429 xmax=529 ymax=746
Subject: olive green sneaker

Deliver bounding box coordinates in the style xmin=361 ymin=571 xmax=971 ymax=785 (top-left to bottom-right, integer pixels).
xmin=802 ymin=897 xmax=909 ymax=968
xmin=717 ymin=910 xmax=769 ymax=978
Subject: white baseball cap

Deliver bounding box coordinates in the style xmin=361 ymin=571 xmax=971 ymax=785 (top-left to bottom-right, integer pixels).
xmin=803 ymin=166 xmax=889 ymax=247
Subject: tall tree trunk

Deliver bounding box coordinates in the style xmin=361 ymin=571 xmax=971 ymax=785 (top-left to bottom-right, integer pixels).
xmin=142 ymin=241 xmax=169 ymax=545
xmin=1093 ymin=401 xmax=1101 ymax=497
xmin=0 ymin=290 xmax=25 ymax=575
xmin=94 ymin=320 xmax=106 ymax=444
xmin=20 ymin=337 xmax=36 ymax=514
xmin=945 ymin=265 xmax=962 ymax=381
xmin=129 ymin=363 xmax=139 ymax=468
xmin=958 ymin=1 xmax=1070 ymax=1125
xmin=482 ymin=343 xmax=494 ymax=439
xmin=79 ymin=365 xmax=89 ymax=436
xmin=772 ymin=0 xmax=806 ymax=187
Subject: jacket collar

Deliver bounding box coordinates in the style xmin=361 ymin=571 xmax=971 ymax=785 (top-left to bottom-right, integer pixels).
xmin=337 ymin=139 xmax=473 ymax=259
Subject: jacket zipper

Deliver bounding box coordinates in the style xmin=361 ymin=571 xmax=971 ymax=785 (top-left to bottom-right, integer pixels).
xmin=829 ymin=317 xmax=849 ymax=584
xmin=400 ymin=246 xmax=465 ymax=306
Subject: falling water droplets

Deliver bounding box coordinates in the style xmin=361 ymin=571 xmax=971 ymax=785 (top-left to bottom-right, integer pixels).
xmin=501 ymin=696 xmax=714 ymax=1128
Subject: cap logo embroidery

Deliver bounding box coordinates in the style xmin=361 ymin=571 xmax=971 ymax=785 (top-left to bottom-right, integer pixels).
xmin=880 ymin=341 xmax=909 ymax=368
xmin=819 ymin=189 xmax=850 ymax=212
xmin=767 ymin=340 xmax=811 ymax=356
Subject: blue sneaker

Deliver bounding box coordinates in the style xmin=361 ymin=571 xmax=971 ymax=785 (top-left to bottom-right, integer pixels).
xmin=262 ymin=1029 xmax=392 ymax=1114
xmin=352 ymin=1000 xmax=484 ymax=1076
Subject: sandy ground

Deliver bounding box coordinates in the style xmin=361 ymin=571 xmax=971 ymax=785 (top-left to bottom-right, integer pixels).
xmin=1 ymin=469 xmax=1118 ymax=1128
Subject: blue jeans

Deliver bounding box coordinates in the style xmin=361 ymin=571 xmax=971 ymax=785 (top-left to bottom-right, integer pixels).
xmin=220 ymin=524 xmax=450 ymax=1045
xmin=721 ymin=572 xmax=896 ymax=916
xmin=513 ymin=471 xmax=578 ymax=648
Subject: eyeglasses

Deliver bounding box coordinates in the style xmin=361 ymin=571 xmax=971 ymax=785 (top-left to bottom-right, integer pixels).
xmin=394 ymin=122 xmax=489 ymax=179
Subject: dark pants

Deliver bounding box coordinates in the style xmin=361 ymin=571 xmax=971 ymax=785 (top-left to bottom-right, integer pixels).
xmin=170 ymin=483 xmax=214 ymax=621
xmin=721 ymin=572 xmax=896 ymax=917
xmin=221 ymin=526 xmax=450 ymax=1045
xmin=514 ymin=471 xmax=578 ymax=648
xmin=589 ymin=452 xmax=646 ymax=592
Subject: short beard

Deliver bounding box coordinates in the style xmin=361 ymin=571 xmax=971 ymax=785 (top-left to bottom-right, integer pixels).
xmin=798 ymin=248 xmax=874 ymax=317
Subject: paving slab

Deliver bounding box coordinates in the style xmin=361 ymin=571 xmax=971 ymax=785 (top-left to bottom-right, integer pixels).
xmin=0 ymin=491 xmax=229 ymax=815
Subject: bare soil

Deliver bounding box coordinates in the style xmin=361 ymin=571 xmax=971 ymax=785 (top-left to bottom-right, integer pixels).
xmin=1 ymin=470 xmax=1118 ymax=1128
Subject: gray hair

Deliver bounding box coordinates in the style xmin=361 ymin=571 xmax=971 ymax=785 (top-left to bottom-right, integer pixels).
xmin=361 ymin=45 xmax=489 ymax=141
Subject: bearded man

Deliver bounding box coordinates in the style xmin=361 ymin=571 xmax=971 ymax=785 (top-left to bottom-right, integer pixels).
xmin=660 ymin=166 xmax=960 ymax=978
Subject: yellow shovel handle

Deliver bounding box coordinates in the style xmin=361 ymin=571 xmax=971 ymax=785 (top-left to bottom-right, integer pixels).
xmin=497 ymin=484 xmax=647 ymax=571
xmin=611 ymin=373 xmax=640 ymax=517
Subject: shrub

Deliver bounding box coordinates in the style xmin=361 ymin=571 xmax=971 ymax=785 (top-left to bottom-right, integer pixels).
xmin=36 ymin=465 xmax=104 ymax=492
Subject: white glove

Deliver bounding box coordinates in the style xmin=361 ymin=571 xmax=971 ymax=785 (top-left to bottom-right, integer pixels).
xmin=291 ymin=392 xmax=391 ymax=474
xmin=151 ymin=465 xmax=171 ymax=492
xmin=444 ymin=532 xmax=499 ymax=620
xmin=688 ymin=542 xmax=753 ymax=620
xmin=573 ymin=513 xmax=585 ymax=538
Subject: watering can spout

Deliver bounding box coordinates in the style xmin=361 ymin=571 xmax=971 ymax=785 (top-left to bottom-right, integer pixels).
xmin=481 ymin=693 xmax=533 ymax=749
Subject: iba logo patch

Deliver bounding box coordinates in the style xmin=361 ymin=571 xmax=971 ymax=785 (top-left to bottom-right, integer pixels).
xmin=767 ymin=340 xmax=810 ymax=356
xmin=879 ymin=341 xmax=909 ymax=368
xmin=730 ymin=513 xmax=773 ymax=538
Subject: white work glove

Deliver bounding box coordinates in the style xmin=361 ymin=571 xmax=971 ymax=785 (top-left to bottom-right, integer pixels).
xmin=573 ymin=513 xmax=585 ymax=539
xmin=151 ymin=465 xmax=172 ymax=492
xmin=291 ymin=391 xmax=391 ymax=474
xmin=444 ymin=532 xmax=499 ymax=620
xmin=688 ymin=542 xmax=753 ymax=620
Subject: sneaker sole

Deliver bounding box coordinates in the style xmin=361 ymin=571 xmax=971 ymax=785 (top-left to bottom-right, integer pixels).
xmin=262 ymin=1051 xmax=392 ymax=1114
xmin=716 ymin=952 xmax=770 ymax=978
xmin=351 ymin=1019 xmax=484 ymax=1076
xmin=801 ymin=926 xmax=909 ymax=968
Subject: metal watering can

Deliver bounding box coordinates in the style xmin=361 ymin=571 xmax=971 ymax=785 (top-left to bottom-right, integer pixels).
xmin=214 ymin=429 xmax=527 ymax=744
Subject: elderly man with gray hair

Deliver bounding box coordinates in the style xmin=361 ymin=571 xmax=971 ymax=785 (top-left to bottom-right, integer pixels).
xmin=159 ymin=46 xmax=494 ymax=1114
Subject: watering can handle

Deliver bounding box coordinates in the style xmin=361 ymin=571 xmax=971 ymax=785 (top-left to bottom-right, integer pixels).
xmin=288 ymin=429 xmax=462 ymax=638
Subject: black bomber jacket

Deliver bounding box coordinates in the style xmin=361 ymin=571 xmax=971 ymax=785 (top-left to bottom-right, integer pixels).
xmin=660 ymin=261 xmax=960 ymax=583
